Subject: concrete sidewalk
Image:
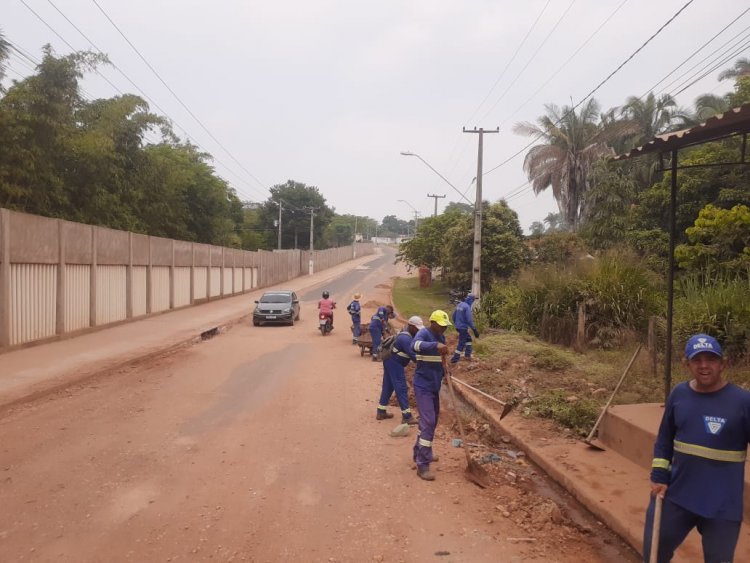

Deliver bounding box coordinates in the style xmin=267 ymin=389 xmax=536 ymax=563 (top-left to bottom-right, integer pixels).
xmin=0 ymin=250 xmax=382 ymax=410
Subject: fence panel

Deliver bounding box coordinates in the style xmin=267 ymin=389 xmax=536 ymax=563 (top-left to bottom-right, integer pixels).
xmin=210 ymin=268 xmax=221 ymax=297
xmin=10 ymin=264 xmax=57 ymax=345
xmin=96 ymin=265 xmax=127 ymax=325
xmin=132 ymin=266 xmax=147 ymax=317
xmin=174 ymin=267 xmax=191 ymax=308
xmin=64 ymin=264 xmax=90 ymax=332
xmin=193 ymin=267 xmax=207 ymax=300
xmin=150 ymin=266 xmax=170 ymax=313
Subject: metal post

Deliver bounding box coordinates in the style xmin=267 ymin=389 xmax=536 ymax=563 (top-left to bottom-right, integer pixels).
xmin=307 ymin=207 xmax=315 ymax=275
xmin=664 ymin=148 xmax=678 ymax=403
xmin=0 ymin=209 xmax=11 ymax=347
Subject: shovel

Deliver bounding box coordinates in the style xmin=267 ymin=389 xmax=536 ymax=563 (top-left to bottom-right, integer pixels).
xmin=443 ymin=357 xmax=491 ymax=489
xmin=649 ymin=495 xmax=663 ymax=563
xmin=451 ymin=376 xmax=514 ymax=420
xmin=584 ymin=344 xmax=642 ymax=451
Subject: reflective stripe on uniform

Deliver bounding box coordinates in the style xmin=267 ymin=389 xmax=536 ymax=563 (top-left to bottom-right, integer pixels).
xmin=673 ymin=440 xmax=747 ymax=462
xmin=651 ymin=458 xmax=671 ymax=470
xmin=418 ymin=438 xmax=432 ymax=447
xmin=416 ymin=355 xmax=442 ymax=362
xmin=465 ymin=342 xmax=472 ymax=347
xmin=401 ymin=408 xmax=411 ymax=414
xmin=396 ymin=351 xmax=410 ymax=359
xmin=414 ymin=341 xmax=422 ymax=352
xmin=377 ymin=405 xmax=387 ymax=411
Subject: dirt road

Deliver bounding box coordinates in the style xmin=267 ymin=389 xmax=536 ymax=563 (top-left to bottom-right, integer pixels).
xmin=0 ymin=249 xmax=635 ymax=562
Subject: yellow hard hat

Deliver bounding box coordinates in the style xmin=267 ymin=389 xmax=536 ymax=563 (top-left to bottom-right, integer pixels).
xmin=429 ymin=310 xmax=452 ymax=327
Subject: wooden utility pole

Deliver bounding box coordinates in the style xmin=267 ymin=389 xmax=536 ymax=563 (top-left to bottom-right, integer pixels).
xmin=463 ymin=127 xmax=499 ymax=301
xmin=427 ymin=193 xmax=446 ymax=217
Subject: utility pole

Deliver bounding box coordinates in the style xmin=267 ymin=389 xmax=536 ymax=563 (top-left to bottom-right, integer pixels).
xmin=305 ymin=206 xmax=317 ymax=275
xmin=276 ymin=200 xmax=283 ymax=250
xmin=427 ymin=193 xmax=446 ymax=217
xmin=413 ymin=211 xmax=420 ymax=233
xmin=463 ymin=127 xmax=499 ymax=301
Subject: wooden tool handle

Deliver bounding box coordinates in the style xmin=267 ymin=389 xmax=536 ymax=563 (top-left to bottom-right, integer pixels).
xmin=649 ymin=495 xmax=663 ymax=563
xmin=442 ymin=357 xmax=473 ymax=467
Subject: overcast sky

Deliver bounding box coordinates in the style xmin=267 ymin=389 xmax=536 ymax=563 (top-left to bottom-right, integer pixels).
xmin=3 ymin=0 xmax=748 ymax=231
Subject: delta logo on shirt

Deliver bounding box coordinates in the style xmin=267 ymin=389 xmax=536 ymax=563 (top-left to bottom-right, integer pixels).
xmin=703 ymin=415 xmax=727 ymax=435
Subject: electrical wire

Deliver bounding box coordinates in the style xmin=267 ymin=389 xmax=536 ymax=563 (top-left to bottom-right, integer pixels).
xmin=669 ymin=37 xmax=750 ymax=98
xmin=90 ymin=0 xmax=267 ymax=193
xmin=498 ymin=0 xmax=631 ymax=130
xmin=484 ymin=0 xmax=696 ymax=177
xmin=464 ymin=0 xmax=551 ymax=126
xmin=479 ymin=0 xmax=577 ymax=122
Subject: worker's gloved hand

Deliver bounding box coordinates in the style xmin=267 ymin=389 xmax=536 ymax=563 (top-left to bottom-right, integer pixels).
xmin=472 ymin=328 xmax=480 ymax=339
xmin=437 ymin=343 xmax=450 ymax=356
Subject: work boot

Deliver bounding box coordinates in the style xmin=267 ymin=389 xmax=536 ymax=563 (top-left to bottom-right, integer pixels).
xmin=417 ymin=467 xmax=435 ymax=481
xmin=431 ymin=455 xmax=440 ymax=462
xmin=402 ymin=416 xmax=418 ymax=426
xmin=450 ymin=353 xmax=460 ymax=364
xmin=372 ymin=355 xmax=379 ymax=362
xmin=376 ymin=411 xmax=394 ymax=420
xmin=352 ymin=338 xmax=358 ymax=345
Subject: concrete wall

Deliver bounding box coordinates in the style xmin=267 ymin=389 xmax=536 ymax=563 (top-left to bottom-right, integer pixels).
xmin=0 ymin=208 xmax=374 ymax=350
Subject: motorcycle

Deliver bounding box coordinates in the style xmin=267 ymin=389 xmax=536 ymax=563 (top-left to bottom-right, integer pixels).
xmin=318 ymin=312 xmax=333 ymax=335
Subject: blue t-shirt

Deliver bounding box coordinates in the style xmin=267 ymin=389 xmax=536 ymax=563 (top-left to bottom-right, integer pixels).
xmin=651 ymin=381 xmax=750 ymax=521
xmin=411 ymin=327 xmax=446 ymax=392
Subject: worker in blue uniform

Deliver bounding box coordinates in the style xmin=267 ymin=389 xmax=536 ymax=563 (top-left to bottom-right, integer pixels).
xmin=368 ymin=305 xmax=394 ymax=362
xmin=411 ymin=310 xmax=452 ymax=481
xmin=643 ymin=334 xmax=750 ymax=563
xmin=451 ymin=294 xmax=479 ymax=364
xmin=376 ymin=315 xmax=423 ymax=425
xmin=347 ymin=293 xmax=362 ymax=345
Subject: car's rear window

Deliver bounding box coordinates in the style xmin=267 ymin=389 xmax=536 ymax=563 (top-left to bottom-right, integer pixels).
xmin=260 ymin=294 xmax=291 ymax=303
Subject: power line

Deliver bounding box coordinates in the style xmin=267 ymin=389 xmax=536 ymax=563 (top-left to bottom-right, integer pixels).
xmin=670 ymin=37 xmax=750 ymax=98
xmin=484 ymin=0 xmax=696 ymax=177
xmin=90 ymin=0 xmax=268 ymax=194
xmin=464 ymin=0 xmax=551 ymax=126
xmin=479 ymin=0 xmax=577 ymax=122
xmin=498 ymin=0 xmax=631 ymax=129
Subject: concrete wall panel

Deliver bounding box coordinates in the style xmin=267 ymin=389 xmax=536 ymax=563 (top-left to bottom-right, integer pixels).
xmin=95 ymin=265 xmax=127 ymax=325
xmin=174 ymin=267 xmax=191 ymax=307
xmin=210 ymin=246 xmax=223 ymax=267
xmin=243 ymin=268 xmax=252 ymax=290
xmin=95 ymin=226 xmax=129 ymax=265
xmin=193 ymin=267 xmax=207 ymax=300
xmin=9 ymin=212 xmax=58 ymax=264
xmin=150 ymin=237 xmax=172 ymax=267
xmin=174 ymin=241 xmax=193 ymax=267
xmin=131 ymin=234 xmax=150 ymax=266
xmin=193 ymin=244 xmax=210 ymax=267
xmin=210 ymin=267 xmax=221 ymax=297
xmin=150 ymin=266 xmax=170 ymax=312
xmin=222 ymin=268 xmax=232 ymax=294
xmin=63 ymin=221 xmax=93 ymax=264
xmin=64 ymin=264 xmax=90 ymax=332
xmin=132 ymin=266 xmax=147 ymax=317
xmin=10 ymin=263 xmax=57 ymax=345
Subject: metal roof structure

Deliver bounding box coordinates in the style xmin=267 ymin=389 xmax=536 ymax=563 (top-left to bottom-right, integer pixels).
xmin=615 ymin=102 xmax=750 ymax=161
xmin=613 ymin=103 xmax=750 ymax=402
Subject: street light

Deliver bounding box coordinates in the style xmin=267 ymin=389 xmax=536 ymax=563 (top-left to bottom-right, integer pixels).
xmin=400 ymin=151 xmax=473 ymax=206
xmin=398 ymin=199 xmax=420 ymax=234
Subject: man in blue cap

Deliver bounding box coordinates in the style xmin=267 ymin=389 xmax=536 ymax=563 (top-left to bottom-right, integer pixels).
xmin=368 ymin=305 xmax=394 ymax=362
xmin=451 ymin=293 xmax=479 ymax=364
xmin=642 ymin=334 xmax=750 ymax=562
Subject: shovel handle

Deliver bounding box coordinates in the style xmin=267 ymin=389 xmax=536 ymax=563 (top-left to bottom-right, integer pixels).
xmin=649 ymin=495 xmax=663 ymax=563
xmin=442 ymin=357 xmax=473 ymax=468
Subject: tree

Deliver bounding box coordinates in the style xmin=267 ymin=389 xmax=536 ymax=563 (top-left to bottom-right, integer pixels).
xmin=694 ymin=94 xmax=730 ymax=121
xmin=513 ymin=99 xmax=616 ymax=231
xmin=620 ymin=93 xmax=677 ymax=148
xmin=718 ymin=57 xmax=750 ymax=82
xmin=443 ymin=201 xmax=473 ymax=215
xmin=258 ymin=181 xmax=334 ymax=249
xmin=397 ymin=211 xmax=463 ymax=270
xmin=441 ymin=200 xmax=527 ymax=289
xmin=0 ymin=29 xmax=9 ymax=86
xmin=675 ymin=204 xmax=750 ymax=275
xmin=380 ymin=215 xmax=410 ymax=237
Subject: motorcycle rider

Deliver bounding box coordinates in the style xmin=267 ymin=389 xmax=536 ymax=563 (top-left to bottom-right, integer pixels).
xmin=318 ymin=291 xmax=336 ymax=329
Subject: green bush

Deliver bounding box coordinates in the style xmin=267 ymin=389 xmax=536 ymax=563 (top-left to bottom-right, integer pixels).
xmin=530 ymin=348 xmax=574 ymax=371
xmin=526 ymin=390 xmax=599 ymax=436
xmin=673 ymin=274 xmax=750 ymax=361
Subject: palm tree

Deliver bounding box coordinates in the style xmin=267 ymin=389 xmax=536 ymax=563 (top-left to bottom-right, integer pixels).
xmin=694 ymin=93 xmax=730 ymax=121
xmin=619 ymin=92 xmax=678 ymax=146
xmin=718 ymin=57 xmax=750 ymax=82
xmin=0 ymin=29 xmax=10 ymax=85
xmin=513 ymin=99 xmax=615 ymax=231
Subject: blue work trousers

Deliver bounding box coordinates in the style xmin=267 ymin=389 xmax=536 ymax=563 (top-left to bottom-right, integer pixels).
xmin=456 ymin=328 xmax=473 ymax=357
xmin=378 ymin=359 xmax=413 ymax=418
xmin=642 ymin=496 xmax=741 ymax=563
xmin=370 ymin=326 xmax=382 ymax=358
xmin=351 ymin=316 xmax=361 ymax=338
xmin=413 ymin=385 xmax=441 ymax=470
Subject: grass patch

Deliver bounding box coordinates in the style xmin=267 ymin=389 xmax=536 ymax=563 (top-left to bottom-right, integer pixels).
xmin=530 ymin=348 xmax=574 ymax=371
xmin=392 ymin=277 xmax=452 ymax=324
xmin=525 ymin=390 xmax=599 ymax=437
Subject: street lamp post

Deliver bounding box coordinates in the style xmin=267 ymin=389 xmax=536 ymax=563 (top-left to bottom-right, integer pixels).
xmin=398 ymin=199 xmax=420 ymax=234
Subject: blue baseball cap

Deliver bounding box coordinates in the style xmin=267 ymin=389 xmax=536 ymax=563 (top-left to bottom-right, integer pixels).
xmin=685 ymin=334 xmax=722 ymax=359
